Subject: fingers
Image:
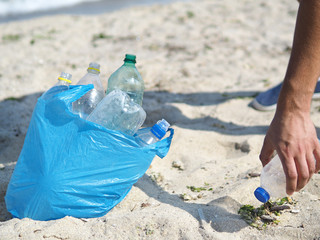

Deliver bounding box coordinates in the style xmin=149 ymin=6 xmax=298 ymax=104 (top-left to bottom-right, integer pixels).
xmin=259 ymin=137 xmax=275 ymax=167
xmin=316 ymin=153 xmax=320 ymax=173
xmin=316 ymin=159 xmax=320 ymax=173
xmin=313 ymin=144 xmax=320 ymax=173
xmin=294 ymin=155 xmax=311 ymax=191
xmin=279 ymin=154 xmax=297 ymax=196
xmin=283 ymin=148 xmax=316 ymax=195
xmin=306 ymin=151 xmax=315 ymax=178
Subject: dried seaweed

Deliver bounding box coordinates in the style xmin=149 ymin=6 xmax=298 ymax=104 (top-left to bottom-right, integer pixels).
xmin=238 ymin=197 xmax=294 ymax=230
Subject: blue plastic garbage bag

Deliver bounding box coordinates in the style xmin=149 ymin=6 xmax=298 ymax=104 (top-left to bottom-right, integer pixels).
xmin=5 ymin=84 xmax=174 ymax=221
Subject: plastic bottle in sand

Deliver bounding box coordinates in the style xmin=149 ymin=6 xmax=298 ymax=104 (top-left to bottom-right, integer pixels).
xmin=254 ymin=154 xmax=287 ymax=203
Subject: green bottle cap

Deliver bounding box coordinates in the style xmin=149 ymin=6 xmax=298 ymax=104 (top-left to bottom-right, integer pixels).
xmin=124 ymin=54 xmax=136 ymax=64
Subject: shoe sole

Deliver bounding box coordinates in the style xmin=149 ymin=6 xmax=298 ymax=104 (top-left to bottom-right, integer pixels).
xmin=251 ymin=98 xmax=276 ymax=111
xmin=251 ymin=92 xmax=320 ymax=111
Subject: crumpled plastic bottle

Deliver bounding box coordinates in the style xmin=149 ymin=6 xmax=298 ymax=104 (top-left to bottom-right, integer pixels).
xmin=87 ymin=89 xmax=146 ymax=136
xmin=254 ymin=154 xmax=287 ymax=203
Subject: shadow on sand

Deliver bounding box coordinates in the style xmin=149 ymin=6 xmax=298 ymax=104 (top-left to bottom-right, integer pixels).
xmin=143 ymin=90 xmax=270 ymax=135
xmin=2 ymin=88 xmax=317 ymax=232
xmin=135 ymin=174 xmax=248 ymax=233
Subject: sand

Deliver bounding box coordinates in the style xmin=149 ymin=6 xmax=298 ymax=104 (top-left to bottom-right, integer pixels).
xmin=1 ymin=0 xmax=320 ymax=239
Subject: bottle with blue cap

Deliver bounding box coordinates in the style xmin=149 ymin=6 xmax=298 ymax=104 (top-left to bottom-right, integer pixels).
xmin=72 ymin=62 xmax=105 ymax=119
xmin=134 ymin=119 xmax=170 ymax=146
xmin=254 ymin=154 xmax=287 ymax=203
xmin=42 ymin=72 xmax=72 ymax=100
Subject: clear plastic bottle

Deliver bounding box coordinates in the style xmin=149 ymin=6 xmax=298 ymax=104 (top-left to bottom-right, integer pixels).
xmin=87 ymin=89 xmax=146 ymax=136
xmin=254 ymin=154 xmax=287 ymax=203
xmin=106 ymin=54 xmax=144 ymax=106
xmin=42 ymin=72 xmax=72 ymax=100
xmin=134 ymin=119 xmax=170 ymax=146
xmin=72 ymin=62 xmax=105 ymax=119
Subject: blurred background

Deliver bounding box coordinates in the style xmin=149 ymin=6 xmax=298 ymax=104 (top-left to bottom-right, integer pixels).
xmin=0 ymin=0 xmax=190 ymax=23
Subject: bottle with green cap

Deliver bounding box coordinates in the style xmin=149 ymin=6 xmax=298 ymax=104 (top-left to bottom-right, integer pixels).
xmin=72 ymin=62 xmax=105 ymax=119
xmin=42 ymin=72 xmax=72 ymax=100
xmin=106 ymin=54 xmax=144 ymax=106
xmin=254 ymin=154 xmax=287 ymax=203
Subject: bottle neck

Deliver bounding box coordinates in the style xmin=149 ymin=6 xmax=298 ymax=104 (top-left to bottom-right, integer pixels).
xmin=123 ymin=61 xmax=136 ymax=67
xmin=87 ymin=67 xmax=100 ymax=75
xmin=57 ymin=80 xmax=70 ymax=86
xmin=57 ymin=76 xmax=71 ymax=86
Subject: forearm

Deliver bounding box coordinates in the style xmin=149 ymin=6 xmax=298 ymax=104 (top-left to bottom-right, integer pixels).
xmin=278 ymin=0 xmax=320 ymax=114
xmin=260 ymin=0 xmax=320 ymax=195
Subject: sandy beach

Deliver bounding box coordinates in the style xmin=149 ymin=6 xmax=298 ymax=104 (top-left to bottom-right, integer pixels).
xmin=1 ymin=0 xmax=320 ymax=239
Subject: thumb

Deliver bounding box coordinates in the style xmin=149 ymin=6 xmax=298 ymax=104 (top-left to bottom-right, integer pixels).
xmin=259 ymin=136 xmax=275 ymax=167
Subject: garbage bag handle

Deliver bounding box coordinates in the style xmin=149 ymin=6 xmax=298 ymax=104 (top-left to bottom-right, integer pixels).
xmin=58 ymin=84 xmax=94 ymax=104
xmin=151 ymin=128 xmax=174 ymax=158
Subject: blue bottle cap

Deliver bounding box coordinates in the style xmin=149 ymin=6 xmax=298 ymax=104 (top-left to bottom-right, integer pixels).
xmin=254 ymin=187 xmax=270 ymax=203
xmin=151 ymin=119 xmax=170 ymax=139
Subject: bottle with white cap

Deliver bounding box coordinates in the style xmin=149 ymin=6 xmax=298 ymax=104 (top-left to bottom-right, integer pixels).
xmin=254 ymin=154 xmax=287 ymax=203
xmin=72 ymin=62 xmax=105 ymax=119
xmin=42 ymin=72 xmax=72 ymax=100
xmin=134 ymin=119 xmax=170 ymax=147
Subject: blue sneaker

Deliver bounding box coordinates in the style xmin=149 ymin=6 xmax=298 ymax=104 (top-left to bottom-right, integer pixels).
xmin=251 ymin=80 xmax=320 ymax=111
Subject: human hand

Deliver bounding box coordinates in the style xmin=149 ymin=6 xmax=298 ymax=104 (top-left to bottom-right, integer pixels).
xmin=259 ymin=110 xmax=320 ymax=195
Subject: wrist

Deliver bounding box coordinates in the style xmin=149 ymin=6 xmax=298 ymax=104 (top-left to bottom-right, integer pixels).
xmin=276 ymin=79 xmax=313 ymax=114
